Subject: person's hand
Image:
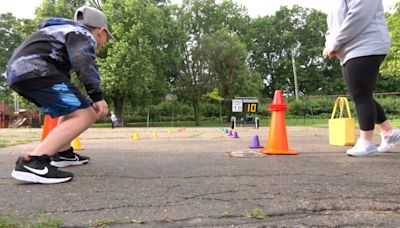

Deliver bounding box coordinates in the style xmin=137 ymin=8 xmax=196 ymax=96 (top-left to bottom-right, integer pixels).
xmin=323 ymin=47 xmax=336 ymax=58
xmin=92 ymin=99 xmax=108 ymax=118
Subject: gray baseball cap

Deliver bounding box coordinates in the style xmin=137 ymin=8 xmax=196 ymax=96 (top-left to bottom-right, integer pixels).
xmin=74 ymin=6 xmax=114 ymax=40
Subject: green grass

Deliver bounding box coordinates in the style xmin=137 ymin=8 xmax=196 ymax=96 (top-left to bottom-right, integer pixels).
xmin=0 ymin=212 xmax=146 ymax=228
xmin=130 ymin=219 xmax=145 ymax=224
xmin=0 ymin=210 xmax=63 ymax=228
xmin=248 ymin=208 xmax=267 ymax=219
xmin=92 ymin=118 xmax=331 ymax=128
xmin=389 ymin=119 xmax=400 ymax=127
xmin=92 ymin=218 xmax=118 ymax=227
xmin=0 ymin=139 xmax=37 ymax=148
xmin=218 ymin=211 xmax=232 ymax=218
xmin=0 ymin=139 xmax=9 ymax=148
xmin=15 ymin=139 xmax=35 ymax=144
xmin=92 ymin=118 xmax=400 ymax=128
xmin=279 ymin=118 xmax=328 ymax=127
xmin=90 ymin=218 xmax=145 ymax=227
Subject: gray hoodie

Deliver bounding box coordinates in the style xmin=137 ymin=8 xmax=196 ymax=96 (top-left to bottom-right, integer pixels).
xmin=325 ymin=0 xmax=391 ymax=65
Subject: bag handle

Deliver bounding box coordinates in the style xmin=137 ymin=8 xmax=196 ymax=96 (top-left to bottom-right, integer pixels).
xmin=330 ymin=97 xmax=352 ymax=119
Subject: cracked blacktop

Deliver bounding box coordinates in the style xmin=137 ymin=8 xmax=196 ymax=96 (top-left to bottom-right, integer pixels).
xmin=1 ymin=126 xmax=400 ymax=227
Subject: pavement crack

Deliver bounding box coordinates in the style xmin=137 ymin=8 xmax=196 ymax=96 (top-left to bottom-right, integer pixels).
xmin=182 ymin=190 xmax=238 ymax=199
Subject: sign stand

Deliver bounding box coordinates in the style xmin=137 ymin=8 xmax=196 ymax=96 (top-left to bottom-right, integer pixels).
xmin=231 ymin=97 xmax=259 ymax=128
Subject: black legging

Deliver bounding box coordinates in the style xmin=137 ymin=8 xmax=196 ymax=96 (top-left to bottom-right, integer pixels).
xmin=342 ymin=55 xmax=387 ymax=131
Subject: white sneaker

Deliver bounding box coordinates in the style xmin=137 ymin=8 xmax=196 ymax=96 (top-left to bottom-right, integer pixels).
xmin=377 ymin=128 xmax=400 ymax=153
xmin=346 ymin=138 xmax=377 ymax=157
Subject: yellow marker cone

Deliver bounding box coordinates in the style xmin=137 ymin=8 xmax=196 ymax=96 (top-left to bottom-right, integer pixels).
xmin=71 ymin=137 xmax=83 ymax=150
xmin=152 ymin=130 xmax=157 ymax=137
xmin=168 ymin=128 xmax=172 ymax=135
xmin=133 ymin=131 xmax=140 ymax=140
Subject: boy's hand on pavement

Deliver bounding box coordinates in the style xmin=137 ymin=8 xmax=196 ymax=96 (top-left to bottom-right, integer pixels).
xmin=92 ymin=100 xmax=108 ymax=118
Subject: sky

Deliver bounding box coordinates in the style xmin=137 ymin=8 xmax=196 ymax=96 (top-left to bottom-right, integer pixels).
xmin=0 ymin=0 xmax=398 ymax=19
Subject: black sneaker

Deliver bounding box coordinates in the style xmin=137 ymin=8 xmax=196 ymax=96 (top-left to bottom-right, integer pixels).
xmin=50 ymin=147 xmax=90 ymax=168
xmin=11 ymin=154 xmax=73 ymax=184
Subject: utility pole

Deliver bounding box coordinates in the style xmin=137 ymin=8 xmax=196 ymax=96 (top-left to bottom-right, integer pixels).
xmin=291 ymin=49 xmax=299 ymax=101
xmin=14 ymin=93 xmax=19 ymax=111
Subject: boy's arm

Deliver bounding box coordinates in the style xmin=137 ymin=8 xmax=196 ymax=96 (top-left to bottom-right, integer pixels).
xmin=65 ymin=32 xmax=104 ymax=103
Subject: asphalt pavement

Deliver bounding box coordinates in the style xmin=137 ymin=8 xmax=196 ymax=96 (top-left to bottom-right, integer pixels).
xmin=0 ymin=127 xmax=400 ymax=227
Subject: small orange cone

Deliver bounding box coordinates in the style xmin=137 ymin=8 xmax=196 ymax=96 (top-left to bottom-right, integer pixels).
xmin=40 ymin=115 xmax=59 ymax=141
xmin=260 ymin=90 xmax=298 ymax=155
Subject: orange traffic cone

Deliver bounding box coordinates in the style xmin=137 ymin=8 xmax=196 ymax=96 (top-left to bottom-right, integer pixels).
xmin=40 ymin=115 xmax=59 ymax=141
xmin=260 ymin=90 xmax=298 ymax=155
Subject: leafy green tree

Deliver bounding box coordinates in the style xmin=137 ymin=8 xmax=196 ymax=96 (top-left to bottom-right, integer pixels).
xmin=0 ymin=15 xmax=37 ymax=105
xmin=245 ymin=6 xmax=344 ymax=98
xmin=0 ymin=14 xmax=39 ymax=108
xmin=202 ymin=88 xmax=224 ymax=123
xmin=0 ymin=14 xmax=21 ymax=90
xmin=35 ymin=0 xmax=88 ymax=20
xmin=381 ymin=5 xmax=400 ymax=79
xmin=99 ymin=0 xmax=176 ymax=126
xmin=201 ymin=28 xmax=262 ymax=115
xmin=176 ymin=0 xmax=250 ymax=125
xmin=296 ymin=9 xmax=345 ymax=95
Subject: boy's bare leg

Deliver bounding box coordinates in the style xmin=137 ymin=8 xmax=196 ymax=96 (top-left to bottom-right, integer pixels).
xmin=31 ymin=107 xmax=97 ymax=156
xmin=56 ymin=113 xmax=88 ymax=152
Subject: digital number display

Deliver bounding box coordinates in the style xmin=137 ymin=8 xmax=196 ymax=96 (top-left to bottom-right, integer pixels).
xmin=244 ymin=103 xmax=258 ymax=113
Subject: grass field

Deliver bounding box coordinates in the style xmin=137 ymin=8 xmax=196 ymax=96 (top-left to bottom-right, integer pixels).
xmin=94 ymin=118 xmax=331 ymax=128
xmin=93 ymin=118 xmax=400 ymax=128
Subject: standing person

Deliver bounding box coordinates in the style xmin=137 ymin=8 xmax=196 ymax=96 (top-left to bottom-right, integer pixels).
xmin=324 ymin=0 xmax=400 ymax=157
xmin=230 ymin=116 xmax=236 ymax=129
xmin=7 ymin=6 xmax=114 ymax=184
xmin=255 ymin=116 xmax=260 ymax=129
xmin=110 ymin=111 xmax=117 ymax=129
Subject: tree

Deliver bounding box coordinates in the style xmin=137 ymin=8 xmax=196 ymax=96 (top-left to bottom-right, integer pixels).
xmin=175 ymin=0 xmax=250 ymax=125
xmin=99 ymin=0 xmax=175 ymax=126
xmin=245 ymin=6 xmax=344 ymax=98
xmin=295 ymin=8 xmax=345 ymax=95
xmin=376 ymin=7 xmax=400 ymax=92
xmin=0 ymin=14 xmax=37 ymax=109
xmin=0 ymin=14 xmax=21 ymax=89
xmin=35 ymin=0 xmax=88 ymax=20
xmin=201 ymin=28 xmax=262 ymax=115
xmin=381 ymin=5 xmax=400 ymax=79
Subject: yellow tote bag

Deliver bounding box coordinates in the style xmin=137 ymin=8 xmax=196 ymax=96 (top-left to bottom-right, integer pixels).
xmin=329 ymin=97 xmax=356 ymax=146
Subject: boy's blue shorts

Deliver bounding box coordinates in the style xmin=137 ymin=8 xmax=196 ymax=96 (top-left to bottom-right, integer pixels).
xmin=15 ymin=82 xmax=91 ymax=118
